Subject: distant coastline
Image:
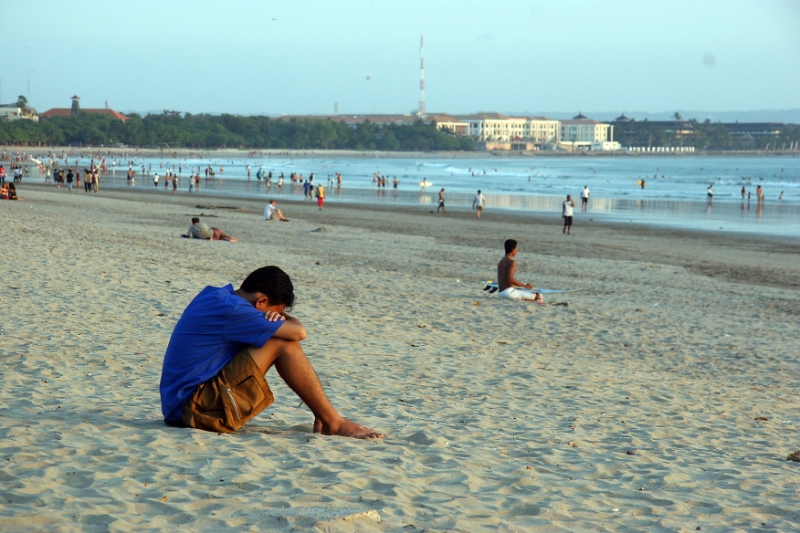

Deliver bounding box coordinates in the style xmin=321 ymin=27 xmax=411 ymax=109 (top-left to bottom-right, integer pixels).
xmin=10 ymin=146 xmax=800 ymax=160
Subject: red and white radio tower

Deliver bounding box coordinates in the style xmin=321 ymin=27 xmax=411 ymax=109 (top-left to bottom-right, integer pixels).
xmin=418 ymin=35 xmax=426 ymax=117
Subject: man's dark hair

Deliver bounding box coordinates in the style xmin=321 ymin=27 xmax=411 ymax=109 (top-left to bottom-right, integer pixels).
xmin=241 ymin=266 xmax=295 ymax=309
xmin=191 ymin=217 xmax=200 ymax=224
xmin=504 ymin=239 xmax=517 ymax=254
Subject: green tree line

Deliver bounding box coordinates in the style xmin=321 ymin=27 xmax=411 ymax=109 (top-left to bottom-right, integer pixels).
xmin=0 ymin=112 xmax=476 ymax=151
xmin=614 ymin=119 xmax=800 ymax=151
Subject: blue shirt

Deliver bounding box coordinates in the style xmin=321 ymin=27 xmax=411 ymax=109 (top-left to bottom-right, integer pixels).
xmin=159 ymin=284 xmax=282 ymax=422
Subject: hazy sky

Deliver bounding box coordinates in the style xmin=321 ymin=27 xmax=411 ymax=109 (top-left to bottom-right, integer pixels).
xmin=3 ymin=0 xmax=799 ymax=116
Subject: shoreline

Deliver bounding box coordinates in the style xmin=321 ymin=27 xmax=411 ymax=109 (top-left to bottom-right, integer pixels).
xmin=19 ymin=180 xmax=800 ymax=240
xmin=7 ymin=146 xmax=800 ymax=160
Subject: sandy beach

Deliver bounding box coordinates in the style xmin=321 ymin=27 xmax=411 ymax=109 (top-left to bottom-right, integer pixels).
xmin=1 ymin=185 xmax=799 ymax=532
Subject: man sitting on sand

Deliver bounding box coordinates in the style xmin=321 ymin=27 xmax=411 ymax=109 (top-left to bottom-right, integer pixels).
xmin=264 ymin=199 xmax=289 ymax=221
xmin=185 ymin=217 xmax=238 ymax=242
xmin=497 ymin=239 xmax=543 ymax=303
xmin=160 ymin=266 xmax=383 ymax=438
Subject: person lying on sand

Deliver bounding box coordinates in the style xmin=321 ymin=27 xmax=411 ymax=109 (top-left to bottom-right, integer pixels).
xmin=497 ymin=239 xmax=543 ymax=303
xmin=263 ymin=199 xmax=289 ymax=221
xmin=160 ymin=266 xmax=383 ymax=439
xmin=185 ymin=217 xmax=238 ymax=242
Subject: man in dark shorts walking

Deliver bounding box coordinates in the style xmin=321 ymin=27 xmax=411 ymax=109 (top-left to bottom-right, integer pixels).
xmin=160 ymin=266 xmax=382 ymax=439
xmin=437 ymin=188 xmax=446 ymax=213
xmin=562 ymin=194 xmax=575 ymax=235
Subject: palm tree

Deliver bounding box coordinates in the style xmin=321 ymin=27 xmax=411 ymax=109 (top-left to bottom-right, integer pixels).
xmin=17 ymin=95 xmax=27 ymax=109
xmin=673 ymin=112 xmax=683 ymax=121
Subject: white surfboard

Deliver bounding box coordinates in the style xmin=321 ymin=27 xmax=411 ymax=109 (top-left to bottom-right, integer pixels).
xmin=418 ymin=181 xmax=433 ymax=187
xmin=481 ymin=280 xmax=577 ymax=294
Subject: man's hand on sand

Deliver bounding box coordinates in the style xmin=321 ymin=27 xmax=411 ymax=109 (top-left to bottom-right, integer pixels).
xmin=264 ymin=311 xmax=286 ymax=322
xmin=313 ymin=417 xmax=384 ymax=439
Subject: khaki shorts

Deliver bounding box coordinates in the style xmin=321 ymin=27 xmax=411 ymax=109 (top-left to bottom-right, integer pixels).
xmin=181 ymin=348 xmax=274 ymax=433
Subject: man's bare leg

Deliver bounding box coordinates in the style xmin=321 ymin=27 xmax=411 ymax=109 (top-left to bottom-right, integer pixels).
xmin=247 ymin=339 xmax=383 ymax=439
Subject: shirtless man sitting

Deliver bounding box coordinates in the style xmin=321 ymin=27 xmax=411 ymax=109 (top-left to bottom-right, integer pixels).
xmin=497 ymin=239 xmax=543 ymax=303
xmin=160 ymin=265 xmax=382 ymax=439
xmin=185 ymin=217 xmax=238 ymax=242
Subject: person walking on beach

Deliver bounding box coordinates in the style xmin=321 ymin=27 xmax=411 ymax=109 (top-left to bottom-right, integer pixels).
xmin=496 ymin=239 xmax=543 ymax=303
xmin=159 ymin=265 xmax=383 ymax=438
xmin=756 ymin=185 xmax=764 ymax=204
xmin=173 ymin=175 xmax=179 ymax=195
xmin=315 ymin=183 xmax=325 ymax=210
xmin=264 ymin=199 xmax=289 ymax=221
xmin=580 ymin=186 xmax=590 ymax=211
xmin=473 ymin=190 xmax=486 ymax=219
xmin=707 ymin=184 xmax=714 ymax=203
xmin=153 ymin=174 xmax=159 ymax=188
xmin=437 ymin=188 xmax=446 ymax=213
xmin=562 ymin=194 xmax=575 ymax=235
xmin=66 ymin=169 xmax=74 ymax=192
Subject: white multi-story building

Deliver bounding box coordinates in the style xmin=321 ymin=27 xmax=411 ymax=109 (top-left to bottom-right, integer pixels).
xmin=525 ymin=117 xmax=560 ymax=144
xmin=459 ymin=113 xmax=526 ymax=142
xmin=458 ymin=113 xmax=559 ymax=144
xmin=560 ymin=114 xmax=613 ymax=146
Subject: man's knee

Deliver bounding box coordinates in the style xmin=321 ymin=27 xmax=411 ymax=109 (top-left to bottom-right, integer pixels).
xmin=248 ymin=338 xmax=301 ymax=372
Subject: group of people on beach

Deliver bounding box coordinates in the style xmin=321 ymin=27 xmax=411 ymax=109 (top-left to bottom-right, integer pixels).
xmin=372 ymin=172 xmax=398 ymax=190
xmin=0 ymin=163 xmax=25 ymax=184
xmin=301 ymin=175 xmax=326 ymax=209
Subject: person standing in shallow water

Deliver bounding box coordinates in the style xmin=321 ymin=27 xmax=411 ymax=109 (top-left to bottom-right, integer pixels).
xmin=159 ymin=266 xmax=383 ymax=438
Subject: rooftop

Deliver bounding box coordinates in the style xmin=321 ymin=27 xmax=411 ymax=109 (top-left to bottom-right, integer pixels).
xmin=40 ymin=108 xmax=129 ymax=121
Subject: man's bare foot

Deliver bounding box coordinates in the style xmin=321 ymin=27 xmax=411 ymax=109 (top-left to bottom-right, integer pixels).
xmin=313 ymin=417 xmax=383 ymax=439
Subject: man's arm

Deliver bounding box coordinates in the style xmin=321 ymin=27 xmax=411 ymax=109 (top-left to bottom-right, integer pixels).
xmin=508 ymin=261 xmax=533 ymax=289
xmin=272 ymin=314 xmax=307 ymax=341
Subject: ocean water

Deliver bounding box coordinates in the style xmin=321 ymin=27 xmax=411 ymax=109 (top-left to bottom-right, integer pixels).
xmin=75 ymin=154 xmax=800 ymax=237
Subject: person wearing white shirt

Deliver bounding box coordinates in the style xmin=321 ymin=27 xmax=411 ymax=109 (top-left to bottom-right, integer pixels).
xmin=562 ymin=195 xmax=575 ymax=235
xmin=473 ymin=190 xmax=486 ymax=219
xmin=263 ymin=199 xmax=289 ymax=222
xmin=580 ymin=185 xmax=590 ymax=210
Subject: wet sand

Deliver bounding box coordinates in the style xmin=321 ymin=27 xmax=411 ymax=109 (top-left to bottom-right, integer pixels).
xmin=1 ymin=186 xmax=799 ymax=532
